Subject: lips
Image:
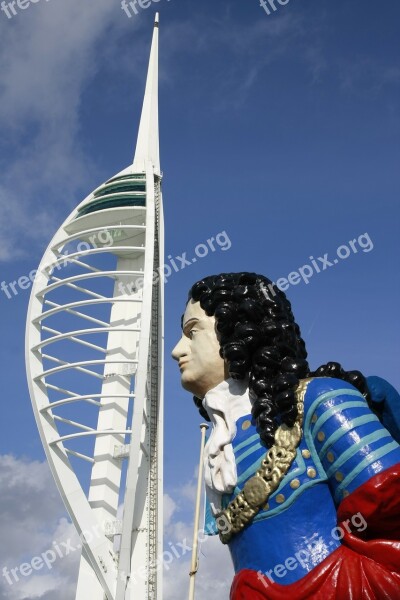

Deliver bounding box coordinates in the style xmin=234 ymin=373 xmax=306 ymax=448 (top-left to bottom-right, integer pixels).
xmin=179 ymin=361 xmax=188 ymax=371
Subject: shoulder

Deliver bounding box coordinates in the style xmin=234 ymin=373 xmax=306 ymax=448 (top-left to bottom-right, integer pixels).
xmin=302 ymin=377 xmax=366 ymax=417
xmin=302 ymin=377 xmax=373 ymax=439
xmin=301 ymin=376 xmax=378 ymax=461
xmin=300 ymin=377 xmax=400 ymax=504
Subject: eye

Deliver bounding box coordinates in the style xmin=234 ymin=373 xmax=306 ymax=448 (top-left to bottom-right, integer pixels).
xmin=188 ymin=328 xmax=198 ymax=339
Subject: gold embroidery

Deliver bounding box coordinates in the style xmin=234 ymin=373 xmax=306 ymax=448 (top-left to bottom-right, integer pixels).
xmin=217 ymin=378 xmax=314 ymax=544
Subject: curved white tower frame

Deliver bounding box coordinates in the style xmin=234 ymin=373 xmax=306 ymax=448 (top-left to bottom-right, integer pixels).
xmin=26 ymin=15 xmax=164 ymax=600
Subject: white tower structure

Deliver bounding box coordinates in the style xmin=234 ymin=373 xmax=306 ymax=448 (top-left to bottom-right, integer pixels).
xmin=26 ymin=14 xmax=164 ymax=600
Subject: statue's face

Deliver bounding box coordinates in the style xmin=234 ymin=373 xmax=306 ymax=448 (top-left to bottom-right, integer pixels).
xmin=172 ymin=299 xmax=226 ymax=399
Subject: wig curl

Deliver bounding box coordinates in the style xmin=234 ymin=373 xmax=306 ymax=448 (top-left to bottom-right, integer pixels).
xmin=188 ymin=272 xmax=371 ymax=448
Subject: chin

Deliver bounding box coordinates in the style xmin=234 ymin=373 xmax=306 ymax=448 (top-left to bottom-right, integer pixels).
xmin=181 ymin=374 xmax=203 ymax=398
xmin=181 ymin=373 xmax=195 ymax=392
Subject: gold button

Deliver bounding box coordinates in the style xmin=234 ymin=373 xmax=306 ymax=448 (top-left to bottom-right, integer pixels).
xmin=302 ymin=449 xmax=311 ymax=459
xmin=290 ymin=479 xmax=300 ymax=489
xmin=317 ymin=431 xmax=325 ymax=442
xmin=276 ymin=494 xmax=285 ymax=504
xmin=242 ymin=420 xmax=251 ymax=431
xmin=243 ymin=477 xmax=269 ymax=508
xmin=311 ymin=414 xmax=318 ymax=424
xmin=327 ymin=452 xmax=335 ymax=463
xmin=307 ymin=467 xmax=317 ymax=479
xmin=335 ymin=472 xmax=344 ymax=482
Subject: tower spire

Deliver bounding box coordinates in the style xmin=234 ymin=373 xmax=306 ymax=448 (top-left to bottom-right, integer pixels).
xmin=133 ymin=13 xmax=160 ymax=175
xmin=27 ymin=12 xmax=165 ymax=600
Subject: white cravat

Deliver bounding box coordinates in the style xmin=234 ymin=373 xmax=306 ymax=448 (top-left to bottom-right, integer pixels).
xmin=202 ymin=378 xmax=252 ymax=510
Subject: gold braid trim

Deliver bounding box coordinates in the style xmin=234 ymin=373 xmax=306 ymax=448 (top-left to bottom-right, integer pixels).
xmin=216 ymin=378 xmax=313 ymax=544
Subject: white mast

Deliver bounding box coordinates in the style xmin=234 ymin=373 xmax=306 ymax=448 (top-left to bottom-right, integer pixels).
xmin=26 ymin=14 xmax=164 ymax=600
xmin=133 ymin=12 xmax=160 ymax=176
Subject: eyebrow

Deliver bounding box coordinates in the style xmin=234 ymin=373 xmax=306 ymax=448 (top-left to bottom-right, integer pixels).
xmin=182 ymin=317 xmax=199 ymax=333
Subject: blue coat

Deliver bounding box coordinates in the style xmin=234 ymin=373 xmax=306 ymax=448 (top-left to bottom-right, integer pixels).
xmin=205 ymin=377 xmax=400 ymax=585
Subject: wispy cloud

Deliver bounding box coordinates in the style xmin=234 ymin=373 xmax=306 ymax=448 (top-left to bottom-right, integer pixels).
xmin=161 ymin=11 xmax=307 ymax=110
xmin=0 ymin=0 xmax=145 ymax=263
xmin=0 ymin=4 xmax=333 ymax=263
xmin=339 ymin=57 xmax=400 ymax=94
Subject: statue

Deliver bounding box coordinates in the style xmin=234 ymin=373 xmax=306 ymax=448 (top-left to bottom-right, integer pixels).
xmin=172 ymin=272 xmax=400 ymax=599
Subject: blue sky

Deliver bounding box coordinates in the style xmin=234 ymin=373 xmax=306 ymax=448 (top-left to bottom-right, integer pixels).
xmin=0 ymin=0 xmax=399 ymax=598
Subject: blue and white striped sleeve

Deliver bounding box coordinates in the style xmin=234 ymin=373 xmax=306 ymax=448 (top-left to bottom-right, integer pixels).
xmin=304 ymin=380 xmax=400 ymax=504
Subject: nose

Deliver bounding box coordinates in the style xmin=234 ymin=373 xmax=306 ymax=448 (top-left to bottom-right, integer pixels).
xmin=171 ymin=335 xmax=189 ymax=361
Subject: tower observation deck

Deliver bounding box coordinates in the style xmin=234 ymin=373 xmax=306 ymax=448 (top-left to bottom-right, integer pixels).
xmin=25 ymin=14 xmax=164 ymax=600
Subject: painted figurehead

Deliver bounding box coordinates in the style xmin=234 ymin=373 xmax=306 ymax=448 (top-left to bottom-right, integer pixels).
xmin=172 ymin=272 xmax=368 ymax=504
xmin=172 ymin=272 xmax=400 ymax=599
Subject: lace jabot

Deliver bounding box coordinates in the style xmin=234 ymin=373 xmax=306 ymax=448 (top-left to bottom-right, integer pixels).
xmin=202 ymin=378 xmax=252 ymax=510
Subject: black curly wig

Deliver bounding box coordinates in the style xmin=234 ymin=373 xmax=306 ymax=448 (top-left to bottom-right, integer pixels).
xmin=187 ymin=272 xmax=371 ymax=448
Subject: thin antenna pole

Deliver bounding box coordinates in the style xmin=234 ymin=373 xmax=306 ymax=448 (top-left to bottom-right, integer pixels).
xmin=188 ymin=423 xmax=209 ymax=600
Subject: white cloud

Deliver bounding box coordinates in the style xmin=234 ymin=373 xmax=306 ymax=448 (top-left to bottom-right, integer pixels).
xmin=164 ymin=493 xmax=178 ymax=527
xmin=0 ymin=4 xmax=329 ymax=263
xmin=0 ymin=0 xmax=143 ymax=262
xmin=0 ymin=185 xmax=57 ymax=262
xmin=163 ymin=530 xmax=233 ymax=600
xmin=164 ymin=472 xmax=234 ymax=599
xmin=0 ymin=454 xmax=234 ymax=599
xmin=0 ymin=454 xmax=80 ymax=600
xmin=0 ymin=455 xmax=65 ymax=560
